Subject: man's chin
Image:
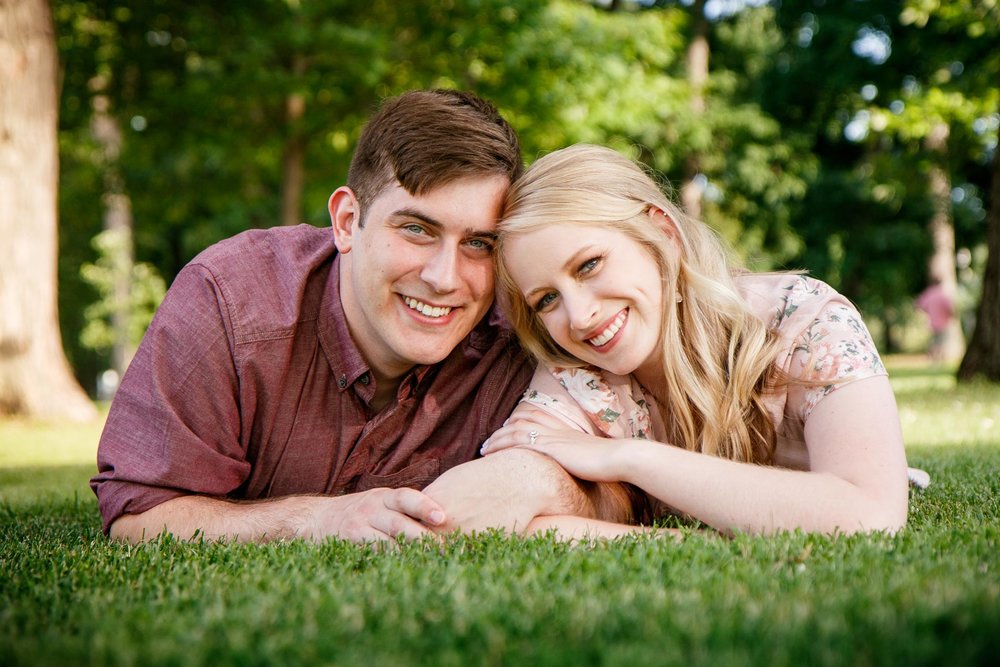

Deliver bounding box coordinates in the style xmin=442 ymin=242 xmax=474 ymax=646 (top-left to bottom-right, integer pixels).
xmin=402 ymin=337 xmax=465 ymax=367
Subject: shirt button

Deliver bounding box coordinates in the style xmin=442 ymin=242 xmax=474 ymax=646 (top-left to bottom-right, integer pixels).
xmin=360 ymin=373 xmax=370 ymax=386
xmin=337 ymin=375 xmax=347 ymax=389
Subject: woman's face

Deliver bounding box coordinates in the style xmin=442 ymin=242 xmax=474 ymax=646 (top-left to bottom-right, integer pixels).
xmin=503 ymin=223 xmax=665 ymax=378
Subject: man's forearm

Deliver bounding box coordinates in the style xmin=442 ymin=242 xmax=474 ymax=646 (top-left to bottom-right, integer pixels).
xmin=110 ymin=485 xmax=448 ymax=544
xmin=109 ymin=495 xmax=318 ymax=544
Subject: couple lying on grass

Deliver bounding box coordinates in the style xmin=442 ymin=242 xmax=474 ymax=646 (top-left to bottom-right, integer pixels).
xmin=92 ymin=90 xmax=923 ymax=545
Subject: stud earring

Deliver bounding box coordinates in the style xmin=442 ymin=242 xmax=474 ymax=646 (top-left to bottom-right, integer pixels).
xmin=675 ymin=291 xmax=683 ymax=303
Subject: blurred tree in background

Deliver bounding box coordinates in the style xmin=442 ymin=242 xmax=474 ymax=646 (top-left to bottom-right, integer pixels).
xmin=0 ymin=0 xmax=97 ymax=420
xmin=2 ymin=0 xmax=994 ymax=416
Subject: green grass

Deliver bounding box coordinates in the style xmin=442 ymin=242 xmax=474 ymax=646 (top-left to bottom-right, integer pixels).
xmin=2 ymin=359 xmax=998 ymax=666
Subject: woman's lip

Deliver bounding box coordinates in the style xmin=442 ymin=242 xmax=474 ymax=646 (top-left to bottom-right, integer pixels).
xmin=583 ymin=308 xmax=628 ymax=347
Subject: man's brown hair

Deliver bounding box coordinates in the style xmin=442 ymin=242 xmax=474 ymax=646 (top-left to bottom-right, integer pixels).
xmin=347 ymin=89 xmax=523 ymax=222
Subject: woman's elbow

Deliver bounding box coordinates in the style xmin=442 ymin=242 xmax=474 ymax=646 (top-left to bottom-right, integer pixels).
xmin=837 ymin=496 xmax=908 ymax=536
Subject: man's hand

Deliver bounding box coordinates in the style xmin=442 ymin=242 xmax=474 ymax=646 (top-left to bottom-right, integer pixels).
xmin=109 ymin=488 xmax=448 ymax=545
xmin=300 ymin=487 xmax=447 ymax=542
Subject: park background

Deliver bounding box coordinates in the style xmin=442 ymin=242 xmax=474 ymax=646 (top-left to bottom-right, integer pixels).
xmin=2 ymin=0 xmax=999 ymax=421
xmin=1 ymin=2 xmax=1000 ymax=665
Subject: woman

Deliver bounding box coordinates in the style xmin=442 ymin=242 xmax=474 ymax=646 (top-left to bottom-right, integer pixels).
xmin=481 ymin=144 xmax=922 ymax=537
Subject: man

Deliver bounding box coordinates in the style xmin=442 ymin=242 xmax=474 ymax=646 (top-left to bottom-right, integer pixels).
xmin=92 ymin=89 xmax=608 ymax=543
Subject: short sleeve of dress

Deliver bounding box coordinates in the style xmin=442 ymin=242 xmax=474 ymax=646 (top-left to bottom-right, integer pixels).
xmin=786 ymin=298 xmax=887 ymax=422
xmin=519 ymin=366 xmax=654 ymax=440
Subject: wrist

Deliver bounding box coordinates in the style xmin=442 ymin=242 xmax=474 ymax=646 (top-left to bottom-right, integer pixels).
xmin=608 ymin=439 xmax=644 ymax=482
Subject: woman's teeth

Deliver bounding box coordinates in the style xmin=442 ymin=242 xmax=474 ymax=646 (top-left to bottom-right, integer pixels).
xmin=588 ymin=311 xmax=626 ymax=347
xmin=404 ymin=297 xmax=452 ymax=318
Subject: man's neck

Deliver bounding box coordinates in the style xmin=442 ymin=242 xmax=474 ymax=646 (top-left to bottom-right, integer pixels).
xmin=370 ymin=373 xmax=402 ymax=413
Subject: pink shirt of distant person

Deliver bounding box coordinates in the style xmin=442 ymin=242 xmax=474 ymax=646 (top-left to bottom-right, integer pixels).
xmin=519 ymin=274 xmax=927 ymax=493
xmin=915 ymin=283 xmax=954 ymax=334
xmin=90 ymin=225 xmax=533 ymax=534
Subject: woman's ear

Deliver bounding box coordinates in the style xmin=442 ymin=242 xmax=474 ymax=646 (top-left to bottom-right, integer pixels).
xmin=329 ymin=186 xmax=359 ymax=254
xmin=647 ymin=206 xmax=681 ymax=245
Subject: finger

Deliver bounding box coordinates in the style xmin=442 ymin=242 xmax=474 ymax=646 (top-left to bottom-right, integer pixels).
xmin=480 ymin=428 xmax=533 ymax=455
xmin=482 ymin=430 xmax=554 ymax=456
xmin=510 ymin=410 xmax=579 ymax=433
xmin=383 ymin=487 xmax=447 ymax=528
xmin=372 ymin=510 xmax=435 ymax=541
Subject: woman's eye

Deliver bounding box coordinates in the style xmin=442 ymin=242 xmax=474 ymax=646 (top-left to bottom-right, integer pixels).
xmin=534 ymin=292 xmax=558 ymax=312
xmin=580 ymin=256 xmax=602 ymax=274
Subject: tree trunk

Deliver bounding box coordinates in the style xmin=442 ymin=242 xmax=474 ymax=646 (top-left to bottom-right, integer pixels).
xmin=0 ymin=0 xmax=97 ymax=420
xmin=280 ymin=54 xmax=307 ymax=227
xmin=924 ymin=121 xmax=965 ymax=361
xmin=680 ymin=0 xmax=709 ymax=221
xmin=957 ymin=126 xmax=1000 ymax=381
xmin=90 ymin=87 xmax=135 ymax=379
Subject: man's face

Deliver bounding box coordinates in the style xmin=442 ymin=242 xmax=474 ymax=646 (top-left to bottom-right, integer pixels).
xmin=331 ymin=175 xmax=509 ymax=383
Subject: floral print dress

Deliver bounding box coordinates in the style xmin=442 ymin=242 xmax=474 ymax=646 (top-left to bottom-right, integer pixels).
xmin=518 ymin=274 xmax=929 ymax=488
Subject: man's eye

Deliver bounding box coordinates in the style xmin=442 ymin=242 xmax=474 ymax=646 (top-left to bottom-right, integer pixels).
xmin=466 ymin=238 xmax=494 ymax=252
xmin=404 ymin=224 xmax=427 ymax=235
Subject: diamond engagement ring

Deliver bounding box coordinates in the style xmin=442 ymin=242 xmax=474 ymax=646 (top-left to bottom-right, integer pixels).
xmin=528 ymin=430 xmax=538 ymax=446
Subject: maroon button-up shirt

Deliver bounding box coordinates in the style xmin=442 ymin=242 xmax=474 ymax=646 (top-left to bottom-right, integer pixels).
xmin=91 ymin=225 xmax=533 ymax=534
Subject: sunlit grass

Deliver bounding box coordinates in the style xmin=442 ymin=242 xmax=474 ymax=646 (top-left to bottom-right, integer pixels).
xmin=1 ymin=357 xmax=998 ymax=666
xmin=885 ymin=359 xmax=1000 ymax=448
xmin=0 ymin=405 xmax=106 ymax=467
xmin=0 ymin=408 xmax=105 ymax=505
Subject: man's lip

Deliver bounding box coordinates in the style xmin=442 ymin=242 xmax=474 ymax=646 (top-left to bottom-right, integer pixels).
xmin=400 ymin=294 xmax=461 ymax=322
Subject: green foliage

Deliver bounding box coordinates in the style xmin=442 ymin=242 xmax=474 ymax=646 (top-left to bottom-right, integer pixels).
xmin=760 ymin=0 xmax=997 ymax=348
xmin=79 ymin=229 xmax=166 ymax=354
xmin=50 ymin=0 xmax=999 ymax=384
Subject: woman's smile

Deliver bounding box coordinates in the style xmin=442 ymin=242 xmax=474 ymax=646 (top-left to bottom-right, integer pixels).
xmin=504 ymin=223 xmax=664 ymax=377
xmin=584 ymin=308 xmax=628 ymax=348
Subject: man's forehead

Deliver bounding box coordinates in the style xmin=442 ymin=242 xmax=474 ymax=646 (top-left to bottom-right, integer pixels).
xmin=374 ymin=176 xmax=509 ymax=228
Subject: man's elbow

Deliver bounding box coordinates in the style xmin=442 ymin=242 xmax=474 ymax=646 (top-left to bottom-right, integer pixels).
xmin=108 ymin=504 xmax=177 ymax=544
xmin=108 ymin=513 xmax=152 ymax=544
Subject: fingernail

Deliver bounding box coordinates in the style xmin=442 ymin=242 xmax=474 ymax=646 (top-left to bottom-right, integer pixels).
xmin=429 ymin=510 xmax=445 ymax=526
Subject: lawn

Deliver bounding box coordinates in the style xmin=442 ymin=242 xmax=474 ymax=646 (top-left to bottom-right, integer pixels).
xmin=1 ymin=359 xmax=998 ymax=666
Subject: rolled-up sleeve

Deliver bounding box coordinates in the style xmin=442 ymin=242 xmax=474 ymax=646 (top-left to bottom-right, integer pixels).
xmin=91 ymin=263 xmax=251 ymax=534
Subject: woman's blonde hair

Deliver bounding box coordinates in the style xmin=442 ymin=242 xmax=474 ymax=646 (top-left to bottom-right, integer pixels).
xmin=496 ymin=144 xmax=781 ymax=464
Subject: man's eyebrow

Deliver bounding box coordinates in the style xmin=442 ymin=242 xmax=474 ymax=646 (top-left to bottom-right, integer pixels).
xmin=392 ymin=208 xmax=497 ymax=240
xmin=392 ymin=208 xmax=442 ymax=229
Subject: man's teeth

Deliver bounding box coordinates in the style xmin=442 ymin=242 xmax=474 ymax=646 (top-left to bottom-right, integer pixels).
xmin=404 ymin=297 xmax=453 ymax=318
xmin=588 ymin=312 xmax=626 ymax=347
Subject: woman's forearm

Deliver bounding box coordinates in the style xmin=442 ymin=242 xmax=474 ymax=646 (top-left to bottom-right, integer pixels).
xmin=622 ymin=441 xmax=906 ymax=535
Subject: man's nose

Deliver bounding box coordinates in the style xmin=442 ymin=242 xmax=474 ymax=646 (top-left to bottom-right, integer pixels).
xmin=421 ymin=244 xmax=461 ymax=294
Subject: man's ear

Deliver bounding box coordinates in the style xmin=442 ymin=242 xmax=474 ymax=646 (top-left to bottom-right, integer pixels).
xmin=329 ymin=186 xmax=359 ymax=254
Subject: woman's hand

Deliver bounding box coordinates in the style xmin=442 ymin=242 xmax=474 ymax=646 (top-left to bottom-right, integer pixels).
xmin=480 ymin=407 xmax=632 ymax=483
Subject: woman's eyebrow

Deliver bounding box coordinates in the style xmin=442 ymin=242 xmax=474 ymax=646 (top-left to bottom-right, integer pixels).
xmin=522 ymin=245 xmax=598 ymax=300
